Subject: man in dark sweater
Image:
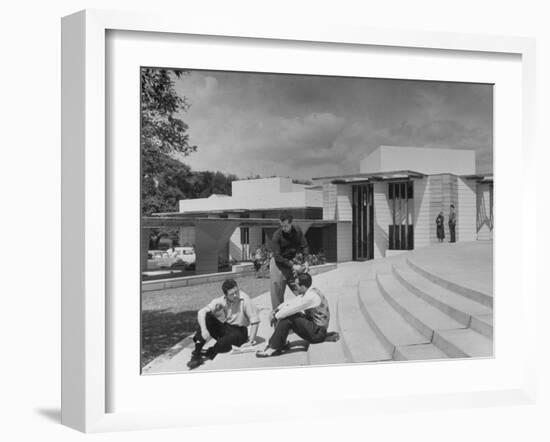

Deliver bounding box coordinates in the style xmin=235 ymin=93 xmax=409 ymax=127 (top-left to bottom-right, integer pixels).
xmin=269 ymin=212 xmax=309 ymax=309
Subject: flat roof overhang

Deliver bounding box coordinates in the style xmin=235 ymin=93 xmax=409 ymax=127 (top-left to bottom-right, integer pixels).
xmin=154 ymin=206 xmax=322 ymax=217
xmin=462 ymin=173 xmax=494 ymax=184
xmin=312 ymin=170 xmax=426 ymax=184
xmin=142 ymin=216 xmax=348 ymax=228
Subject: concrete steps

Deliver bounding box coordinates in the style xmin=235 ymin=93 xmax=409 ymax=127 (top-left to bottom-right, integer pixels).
xmin=143 ymin=244 xmax=493 ymax=374
xmin=357 ymin=280 xmax=433 ymax=356
xmin=376 ymin=272 xmax=465 ymax=340
xmin=392 ymin=261 xmax=493 ymax=338
xmin=337 ymin=283 xmax=392 ymax=363
xmin=406 ymin=257 xmax=493 ymax=308
xmin=433 ymin=329 xmax=493 ymax=358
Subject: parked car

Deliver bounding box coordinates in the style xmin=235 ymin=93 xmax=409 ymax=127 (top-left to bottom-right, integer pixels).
xmin=146 ymin=250 xmax=175 ymax=269
xmin=169 ymin=246 xmax=196 ymax=269
xmin=147 ymin=247 xmax=196 ymax=270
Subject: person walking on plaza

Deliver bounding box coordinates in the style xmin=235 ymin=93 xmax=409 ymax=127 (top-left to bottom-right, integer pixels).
xmin=269 ymin=212 xmax=310 ymax=309
xmin=448 ymin=204 xmax=457 ymax=243
xmin=436 ymin=211 xmax=445 ymax=242
xmin=256 ymin=273 xmax=337 ymax=358
xmin=187 ymin=279 xmax=260 ymax=370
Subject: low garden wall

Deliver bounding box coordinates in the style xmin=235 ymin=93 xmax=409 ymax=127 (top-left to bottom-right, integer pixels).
xmin=142 ymin=262 xmax=338 ymax=292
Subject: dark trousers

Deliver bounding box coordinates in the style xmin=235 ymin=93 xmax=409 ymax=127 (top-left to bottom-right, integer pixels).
xmin=269 ymin=314 xmax=327 ymax=350
xmin=270 ymin=258 xmax=301 ymax=309
xmin=449 ymin=222 xmax=456 ymax=242
xmin=192 ymin=312 xmax=248 ymax=359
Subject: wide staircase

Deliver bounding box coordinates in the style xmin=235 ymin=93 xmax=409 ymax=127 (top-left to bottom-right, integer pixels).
xmin=143 ymin=242 xmax=493 ymax=374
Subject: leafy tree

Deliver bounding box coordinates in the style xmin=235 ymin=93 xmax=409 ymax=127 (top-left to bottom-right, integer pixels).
xmin=140 ymin=68 xmax=239 ymax=250
xmin=141 ymin=68 xmax=197 ymax=215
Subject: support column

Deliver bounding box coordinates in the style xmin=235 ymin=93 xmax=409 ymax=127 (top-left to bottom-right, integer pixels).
xmin=293 ymin=221 xmax=313 ymax=236
xmin=195 ymin=221 xmax=240 ymax=275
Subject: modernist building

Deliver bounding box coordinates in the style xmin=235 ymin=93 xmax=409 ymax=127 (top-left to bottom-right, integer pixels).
xmin=144 ymin=146 xmax=493 ymax=275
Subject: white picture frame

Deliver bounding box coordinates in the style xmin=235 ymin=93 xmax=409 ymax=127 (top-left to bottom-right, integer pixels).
xmin=61 ymin=9 xmax=537 ymax=433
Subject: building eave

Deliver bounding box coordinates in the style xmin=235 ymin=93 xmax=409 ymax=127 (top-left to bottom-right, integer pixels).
xmin=312 ymin=169 xmax=426 ymax=184
xmin=142 ymin=216 xmax=347 ymax=228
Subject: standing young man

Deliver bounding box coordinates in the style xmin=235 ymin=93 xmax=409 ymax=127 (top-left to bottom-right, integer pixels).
xmin=269 ymin=212 xmax=310 ymax=309
xmin=257 ymin=273 xmax=334 ymax=357
xmin=187 ymin=279 xmax=260 ymax=370
xmin=448 ymin=204 xmax=457 ymax=243
xmin=436 ymin=211 xmax=445 ymax=242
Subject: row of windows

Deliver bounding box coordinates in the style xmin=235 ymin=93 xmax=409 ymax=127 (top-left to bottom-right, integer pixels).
xmin=388 ymin=181 xmax=414 ymax=200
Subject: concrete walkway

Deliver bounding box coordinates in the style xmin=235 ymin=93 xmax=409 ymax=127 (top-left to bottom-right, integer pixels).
xmin=143 ymin=241 xmax=493 ymax=375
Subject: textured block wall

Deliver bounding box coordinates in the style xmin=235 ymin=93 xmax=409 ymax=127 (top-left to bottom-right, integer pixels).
xmin=457 ymin=177 xmax=477 ymax=241
xmin=413 ymin=177 xmax=431 ymax=248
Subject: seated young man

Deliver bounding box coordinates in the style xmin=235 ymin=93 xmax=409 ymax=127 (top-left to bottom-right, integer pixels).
xmin=187 ymin=278 xmax=260 ymax=369
xmin=256 ymin=273 xmax=336 ymax=358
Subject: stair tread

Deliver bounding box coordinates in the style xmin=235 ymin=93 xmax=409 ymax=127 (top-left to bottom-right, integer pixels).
xmin=473 ymin=314 xmax=493 ymax=326
xmin=338 ymin=286 xmax=392 ymax=363
xmin=435 ymin=328 xmax=493 ymax=358
xmin=394 ymin=262 xmax=493 ymax=317
xmin=406 ymin=257 xmax=493 ymax=308
xmin=377 ymin=274 xmax=465 ymax=331
xmin=359 ymin=280 xmax=429 ymax=347
xmin=396 ymin=344 xmax=448 ymax=361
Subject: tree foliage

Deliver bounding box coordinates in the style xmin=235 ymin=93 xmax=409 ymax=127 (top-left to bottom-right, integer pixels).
xmin=141 ymin=68 xmax=197 ymax=216
xmin=140 ymin=68 xmax=239 ymax=249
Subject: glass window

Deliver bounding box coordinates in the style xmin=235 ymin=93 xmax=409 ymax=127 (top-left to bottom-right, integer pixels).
xmin=240 ymin=227 xmax=249 ymax=244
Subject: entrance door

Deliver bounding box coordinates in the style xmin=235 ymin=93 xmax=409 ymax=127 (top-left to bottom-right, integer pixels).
xmin=352 ymin=184 xmax=374 ymax=260
xmin=388 ymin=181 xmax=414 ymax=250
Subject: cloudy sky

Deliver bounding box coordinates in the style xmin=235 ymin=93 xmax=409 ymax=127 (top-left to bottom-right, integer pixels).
xmin=172 ymin=70 xmax=493 ymax=180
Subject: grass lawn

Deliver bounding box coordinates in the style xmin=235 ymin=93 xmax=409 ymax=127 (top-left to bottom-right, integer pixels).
xmin=141 ymin=275 xmax=270 ymax=368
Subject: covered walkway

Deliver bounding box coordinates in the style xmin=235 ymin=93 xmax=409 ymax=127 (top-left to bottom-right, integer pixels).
xmin=142 ymin=216 xmax=347 ymax=274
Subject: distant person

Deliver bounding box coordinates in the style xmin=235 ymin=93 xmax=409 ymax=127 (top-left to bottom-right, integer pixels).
xmin=436 ymin=211 xmax=445 ymax=242
xmin=270 ymin=212 xmax=310 ymax=309
xmin=253 ymin=246 xmax=263 ymax=273
xmin=256 ymin=273 xmax=338 ymax=358
xmin=448 ymin=204 xmax=457 ymax=243
xmin=187 ymin=279 xmax=260 ymax=370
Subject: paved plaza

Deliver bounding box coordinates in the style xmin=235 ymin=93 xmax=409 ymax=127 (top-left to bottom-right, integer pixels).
xmin=143 ymin=241 xmax=493 ymax=374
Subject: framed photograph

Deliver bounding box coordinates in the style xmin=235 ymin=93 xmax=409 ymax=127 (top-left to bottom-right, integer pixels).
xmin=61 ymin=9 xmax=537 ymax=433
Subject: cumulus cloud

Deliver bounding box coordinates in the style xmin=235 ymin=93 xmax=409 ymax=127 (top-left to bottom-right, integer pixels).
xmin=172 ymin=70 xmax=493 ymax=178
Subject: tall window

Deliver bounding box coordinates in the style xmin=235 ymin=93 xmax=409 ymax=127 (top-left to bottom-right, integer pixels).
xmin=240 ymin=227 xmax=250 ymax=261
xmin=240 ymin=227 xmax=249 ymax=245
xmin=388 ymin=181 xmax=414 ymax=250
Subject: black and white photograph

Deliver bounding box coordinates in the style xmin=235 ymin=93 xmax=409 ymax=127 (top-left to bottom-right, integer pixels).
xmin=140 ymin=68 xmax=494 ymax=374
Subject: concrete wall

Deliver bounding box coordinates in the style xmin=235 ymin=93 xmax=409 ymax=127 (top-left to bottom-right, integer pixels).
xmin=336 ymin=222 xmax=353 ymax=262
xmin=335 ymin=184 xmax=353 ymax=221
xmin=322 ymin=224 xmax=337 ymax=262
xmin=413 ymin=177 xmax=431 ymax=249
xmin=322 ymin=182 xmax=337 ymax=220
xmin=179 ymin=176 xmax=323 ymax=213
xmin=178 ymin=226 xmax=196 ymax=246
xmin=360 ymin=146 xmax=476 ymax=176
xmin=411 ymin=174 xmax=476 ymax=245
xmin=373 ymin=182 xmax=391 ymax=259
xmin=457 ymin=177 xmax=477 ymax=241
xmin=322 ymin=182 xmax=353 ymax=222
xmin=476 ymin=183 xmax=494 ymax=240
xmin=232 ymin=177 xmax=295 ymax=198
